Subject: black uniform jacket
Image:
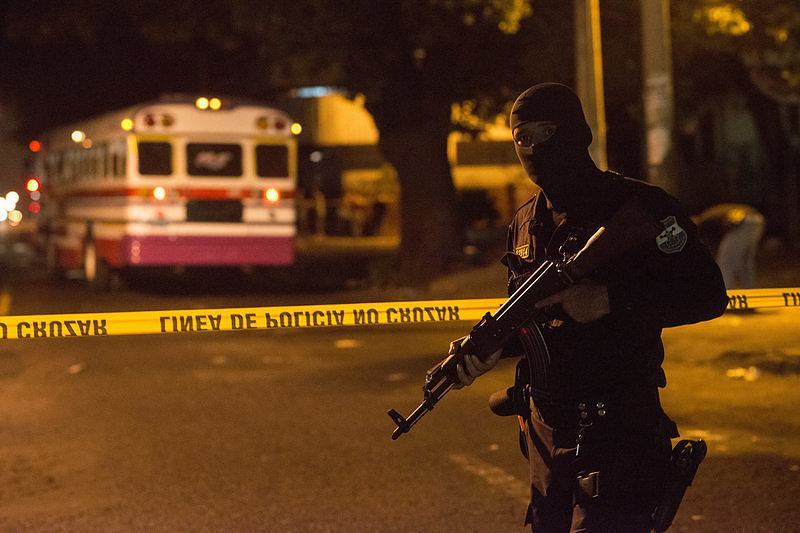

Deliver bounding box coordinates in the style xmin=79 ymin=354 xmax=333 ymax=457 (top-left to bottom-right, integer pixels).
xmin=505 ymin=172 xmax=728 ymax=405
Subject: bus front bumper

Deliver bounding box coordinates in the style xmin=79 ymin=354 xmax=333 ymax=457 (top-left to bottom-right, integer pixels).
xmin=121 ymin=235 xmax=294 ymax=266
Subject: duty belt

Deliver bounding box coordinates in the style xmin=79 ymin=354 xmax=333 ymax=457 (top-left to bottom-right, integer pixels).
xmin=533 ymin=394 xmax=612 ymax=430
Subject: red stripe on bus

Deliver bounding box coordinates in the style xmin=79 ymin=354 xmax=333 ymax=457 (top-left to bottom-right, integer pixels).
xmin=123 ymin=235 xmax=294 ymax=266
xmin=56 ymin=187 xmax=296 ymax=200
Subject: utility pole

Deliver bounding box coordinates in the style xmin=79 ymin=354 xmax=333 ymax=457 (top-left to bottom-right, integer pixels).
xmin=779 ymin=105 xmax=800 ymax=246
xmin=574 ymin=0 xmax=608 ymax=169
xmin=641 ymin=0 xmax=678 ymax=194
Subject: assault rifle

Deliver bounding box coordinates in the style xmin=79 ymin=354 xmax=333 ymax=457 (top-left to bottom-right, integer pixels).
xmin=387 ymin=197 xmax=664 ymax=440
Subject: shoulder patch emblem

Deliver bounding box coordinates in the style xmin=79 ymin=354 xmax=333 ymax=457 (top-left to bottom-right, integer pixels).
xmin=514 ymin=244 xmax=530 ymax=259
xmin=656 ymin=216 xmax=687 ymax=254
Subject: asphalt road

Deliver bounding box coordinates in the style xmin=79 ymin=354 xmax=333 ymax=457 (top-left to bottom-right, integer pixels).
xmin=1 ymin=244 xmax=799 ymax=531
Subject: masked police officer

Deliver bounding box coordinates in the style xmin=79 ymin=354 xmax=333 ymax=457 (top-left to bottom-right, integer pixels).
xmin=454 ymin=83 xmax=728 ymax=532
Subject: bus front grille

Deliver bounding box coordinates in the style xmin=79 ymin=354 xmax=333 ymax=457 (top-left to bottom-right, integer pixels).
xmin=186 ymin=200 xmax=243 ymax=223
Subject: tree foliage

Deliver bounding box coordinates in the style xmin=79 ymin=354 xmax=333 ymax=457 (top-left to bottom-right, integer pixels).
xmin=2 ymin=0 xmax=576 ymax=284
xmin=672 ymin=0 xmax=800 ymax=105
xmin=669 ymin=1 xmax=800 ymax=238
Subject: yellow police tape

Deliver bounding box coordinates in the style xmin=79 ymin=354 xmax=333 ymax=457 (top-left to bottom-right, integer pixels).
xmin=0 ymin=288 xmax=798 ymax=340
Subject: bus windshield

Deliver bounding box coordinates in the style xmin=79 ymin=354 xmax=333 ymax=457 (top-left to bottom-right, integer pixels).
xmin=138 ymin=141 xmax=172 ymax=176
xmin=256 ymin=144 xmax=289 ymax=178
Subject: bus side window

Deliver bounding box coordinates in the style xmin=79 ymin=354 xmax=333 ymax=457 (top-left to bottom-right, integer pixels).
xmin=77 ymin=150 xmax=84 ymax=182
xmin=110 ymin=144 xmax=127 ymax=179
xmin=75 ymin=150 xmax=82 ymax=183
xmin=118 ymin=150 xmax=127 ymax=178
xmin=80 ymin=149 xmax=88 ymax=182
xmin=97 ymin=143 xmax=107 ymax=179
xmin=82 ymin=149 xmax=89 ymax=181
xmin=108 ymin=147 xmax=116 ymax=178
xmin=88 ymin=147 xmax=97 ymax=181
xmin=64 ymin=151 xmax=74 ymax=183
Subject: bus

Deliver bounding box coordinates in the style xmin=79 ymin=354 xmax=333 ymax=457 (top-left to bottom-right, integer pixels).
xmin=31 ymin=95 xmax=298 ymax=287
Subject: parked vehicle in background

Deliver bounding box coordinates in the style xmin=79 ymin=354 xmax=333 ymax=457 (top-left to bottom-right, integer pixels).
xmin=28 ymin=95 xmax=299 ymax=288
xmin=282 ymin=87 xmax=536 ymax=240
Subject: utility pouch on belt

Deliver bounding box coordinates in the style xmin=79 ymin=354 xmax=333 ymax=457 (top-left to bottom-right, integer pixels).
xmin=651 ymin=439 xmax=707 ymax=532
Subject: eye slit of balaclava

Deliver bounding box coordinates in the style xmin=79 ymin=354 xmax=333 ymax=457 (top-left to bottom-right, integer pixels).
xmin=509 ymin=83 xmax=591 ymax=152
xmin=512 ymin=121 xmax=557 ymax=149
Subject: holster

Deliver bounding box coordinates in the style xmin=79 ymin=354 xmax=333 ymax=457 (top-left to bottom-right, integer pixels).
xmin=651 ymin=439 xmax=708 ymax=532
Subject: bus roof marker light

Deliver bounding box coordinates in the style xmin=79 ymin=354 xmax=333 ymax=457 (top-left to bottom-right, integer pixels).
xmin=290 ymin=122 xmax=302 ymax=135
xmin=209 ymin=98 xmax=222 ymax=110
xmin=121 ymin=118 xmax=134 ymax=131
xmin=196 ymin=97 xmax=210 ymax=110
xmin=71 ymin=130 xmax=85 ymax=143
xmin=256 ymin=116 xmax=269 ymax=130
xmin=265 ymin=188 xmax=280 ymax=202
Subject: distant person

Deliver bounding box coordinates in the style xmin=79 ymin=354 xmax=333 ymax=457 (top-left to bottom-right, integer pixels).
xmin=695 ymin=204 xmax=765 ymax=289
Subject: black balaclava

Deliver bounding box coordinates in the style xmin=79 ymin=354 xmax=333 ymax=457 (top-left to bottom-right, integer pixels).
xmin=510 ymin=83 xmax=602 ymax=214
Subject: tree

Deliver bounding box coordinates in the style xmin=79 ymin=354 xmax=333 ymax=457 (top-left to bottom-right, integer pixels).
xmin=671 ymin=0 xmax=800 ymax=241
xmin=1 ymin=0 xmax=574 ymax=285
xmin=242 ymin=0 xmax=574 ymax=284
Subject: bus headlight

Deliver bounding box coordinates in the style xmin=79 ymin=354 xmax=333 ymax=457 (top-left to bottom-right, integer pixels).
xmin=265 ymin=188 xmax=280 ymax=203
xmin=153 ymin=187 xmax=167 ymax=201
